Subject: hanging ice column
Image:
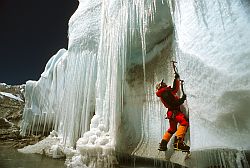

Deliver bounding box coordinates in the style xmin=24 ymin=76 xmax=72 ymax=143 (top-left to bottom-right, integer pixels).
xmin=94 ymin=0 xmax=172 ymax=150
xmin=20 ymin=0 xmax=102 ymax=146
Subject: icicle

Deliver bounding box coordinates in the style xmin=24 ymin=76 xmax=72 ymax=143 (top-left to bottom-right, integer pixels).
xmin=193 ymin=0 xmax=209 ymax=28
xmin=217 ymin=0 xmax=226 ymax=30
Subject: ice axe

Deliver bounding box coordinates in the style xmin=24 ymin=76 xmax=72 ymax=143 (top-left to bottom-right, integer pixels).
xmin=180 ymin=80 xmax=189 ymax=118
xmin=171 ymin=61 xmax=185 ymax=95
xmin=180 ymin=80 xmax=185 ymax=95
xmin=160 ymin=79 xmax=164 ymax=84
xmin=171 ymin=60 xmax=178 ymax=74
xmin=159 ymin=79 xmax=164 ymax=88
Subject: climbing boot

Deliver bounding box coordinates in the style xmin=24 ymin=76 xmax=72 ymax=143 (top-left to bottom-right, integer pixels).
xmin=158 ymin=139 xmax=168 ymax=151
xmin=173 ymin=137 xmax=190 ymax=152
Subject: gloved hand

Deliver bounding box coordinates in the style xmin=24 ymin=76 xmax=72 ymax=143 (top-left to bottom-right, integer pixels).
xmin=175 ymin=73 xmax=180 ymax=79
xmin=182 ymin=94 xmax=186 ymax=100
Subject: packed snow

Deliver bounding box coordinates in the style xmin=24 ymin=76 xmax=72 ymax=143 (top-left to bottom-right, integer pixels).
xmin=19 ymin=0 xmax=250 ymax=167
xmin=0 ymin=92 xmax=23 ymax=102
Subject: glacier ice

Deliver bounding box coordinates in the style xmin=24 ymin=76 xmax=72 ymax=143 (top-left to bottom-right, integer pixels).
xmin=20 ymin=0 xmax=250 ymax=167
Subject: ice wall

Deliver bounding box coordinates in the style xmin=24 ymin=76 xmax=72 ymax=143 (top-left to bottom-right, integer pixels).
xmin=169 ymin=0 xmax=250 ymax=167
xmin=20 ymin=0 xmax=250 ymax=167
xmin=171 ymin=0 xmax=250 ymax=151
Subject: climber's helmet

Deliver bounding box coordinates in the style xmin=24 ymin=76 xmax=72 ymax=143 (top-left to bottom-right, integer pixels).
xmin=156 ymin=79 xmax=167 ymax=90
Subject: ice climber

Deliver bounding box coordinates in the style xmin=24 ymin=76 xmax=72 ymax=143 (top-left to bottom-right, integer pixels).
xmin=156 ymin=73 xmax=190 ymax=152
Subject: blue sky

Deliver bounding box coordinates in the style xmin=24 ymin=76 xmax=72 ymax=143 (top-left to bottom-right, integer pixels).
xmin=0 ymin=0 xmax=78 ymax=85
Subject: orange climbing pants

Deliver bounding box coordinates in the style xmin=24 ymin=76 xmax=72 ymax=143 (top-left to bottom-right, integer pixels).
xmin=162 ymin=111 xmax=189 ymax=141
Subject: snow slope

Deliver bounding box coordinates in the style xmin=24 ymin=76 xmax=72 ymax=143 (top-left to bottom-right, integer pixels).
xmin=0 ymin=92 xmax=23 ymax=102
